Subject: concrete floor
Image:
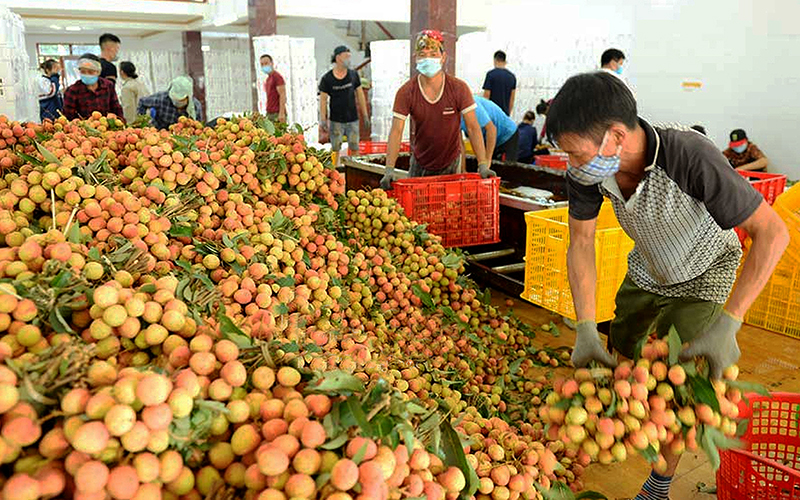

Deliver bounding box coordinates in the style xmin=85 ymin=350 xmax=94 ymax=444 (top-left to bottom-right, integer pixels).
xmin=491 ymin=292 xmax=800 ymax=500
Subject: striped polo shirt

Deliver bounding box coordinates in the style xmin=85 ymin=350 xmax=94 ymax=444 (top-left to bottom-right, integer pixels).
xmin=568 ymin=118 xmax=763 ymax=304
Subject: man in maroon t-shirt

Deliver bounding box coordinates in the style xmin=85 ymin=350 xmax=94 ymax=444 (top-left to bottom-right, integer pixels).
xmin=260 ymin=54 xmax=286 ymax=122
xmin=381 ymin=30 xmax=491 ymax=188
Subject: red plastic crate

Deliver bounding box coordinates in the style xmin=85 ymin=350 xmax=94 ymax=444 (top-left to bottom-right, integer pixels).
xmin=717 ymin=392 xmax=800 ymax=499
xmin=389 ymin=173 xmax=500 ymax=248
xmin=735 ymin=171 xmax=788 ymax=245
xmin=534 ymin=155 xmax=568 ymax=170
xmin=355 ymin=141 xmax=410 ymax=154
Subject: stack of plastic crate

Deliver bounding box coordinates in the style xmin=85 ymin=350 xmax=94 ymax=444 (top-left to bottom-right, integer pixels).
xmin=0 ymin=7 xmax=37 ymax=122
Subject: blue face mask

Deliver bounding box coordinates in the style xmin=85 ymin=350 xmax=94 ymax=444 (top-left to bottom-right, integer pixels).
xmin=416 ymin=58 xmax=442 ymax=78
xmin=615 ymin=65 xmax=624 ymax=75
xmin=567 ymin=132 xmax=622 ymax=186
xmin=80 ymin=75 xmax=99 ymax=86
xmin=261 ymin=65 xmax=272 ymax=74
xmin=732 ymin=143 xmax=747 ymax=154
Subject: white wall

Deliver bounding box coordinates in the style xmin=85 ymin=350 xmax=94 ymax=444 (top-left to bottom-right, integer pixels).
xmin=632 ymin=0 xmax=800 ymax=179
xmin=277 ymin=17 xmax=367 ymax=82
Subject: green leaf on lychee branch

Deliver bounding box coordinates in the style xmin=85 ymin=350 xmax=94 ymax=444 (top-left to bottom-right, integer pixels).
xmin=305 ymin=370 xmax=365 ymax=396
xmin=639 ymin=444 xmax=659 ymax=463
xmin=216 ymin=313 xmax=252 ymax=349
xmin=536 ymin=482 xmax=576 ymax=500
xmin=667 ymin=326 xmax=682 ymax=366
xmin=17 ymin=151 xmax=45 ymax=167
xmin=410 ymin=284 xmax=434 ymax=309
xmin=35 ymin=141 xmax=61 ymax=166
xmin=700 ymin=425 xmax=721 ymax=471
xmin=724 ymin=379 xmax=770 ymax=398
xmin=688 ymin=375 xmax=721 ymax=413
xmin=439 ymin=418 xmax=480 ymax=499
xmin=168 ymin=224 xmax=194 ymax=239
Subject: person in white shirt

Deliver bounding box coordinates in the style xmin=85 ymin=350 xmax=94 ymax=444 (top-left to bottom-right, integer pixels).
xmin=38 ymin=59 xmax=63 ymax=122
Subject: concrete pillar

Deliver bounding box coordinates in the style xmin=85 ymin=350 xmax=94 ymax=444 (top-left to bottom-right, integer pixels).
xmin=410 ymin=0 xmax=457 ymax=76
xmin=248 ymin=0 xmax=277 ymax=112
xmin=182 ymin=31 xmax=206 ymax=121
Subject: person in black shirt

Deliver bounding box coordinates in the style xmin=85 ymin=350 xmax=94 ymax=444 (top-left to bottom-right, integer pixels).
xmin=482 ymin=50 xmax=517 ymax=116
xmin=319 ymin=46 xmax=369 ymax=164
xmin=516 ymin=111 xmax=538 ymax=164
xmin=99 ymin=33 xmax=120 ymax=83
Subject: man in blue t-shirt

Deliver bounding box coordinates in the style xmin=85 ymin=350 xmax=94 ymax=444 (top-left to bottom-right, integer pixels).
xmin=461 ymin=96 xmax=519 ymax=162
xmin=482 ymin=50 xmax=517 ymax=116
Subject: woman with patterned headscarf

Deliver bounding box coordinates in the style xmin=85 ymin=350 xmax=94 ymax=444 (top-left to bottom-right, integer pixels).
xmin=137 ymin=76 xmax=203 ymax=129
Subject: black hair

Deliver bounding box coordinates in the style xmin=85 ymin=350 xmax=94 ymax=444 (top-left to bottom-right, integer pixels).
xmin=40 ymin=59 xmax=59 ymax=73
xmin=600 ymin=48 xmax=625 ymax=66
xmin=523 ymin=111 xmax=535 ymax=122
xmin=119 ymin=61 xmax=137 ymax=79
xmin=260 ymin=54 xmax=273 ymax=63
xmin=494 ymin=50 xmax=506 ymax=62
xmin=545 ymin=71 xmax=638 ymax=145
xmin=80 ymin=53 xmax=101 ymax=62
xmin=535 ymin=99 xmax=549 ymax=115
xmin=99 ymin=34 xmax=121 ymax=46
xmin=691 ymin=125 xmax=707 ymax=136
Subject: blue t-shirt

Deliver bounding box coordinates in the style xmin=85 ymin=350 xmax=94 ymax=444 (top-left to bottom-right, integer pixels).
xmin=482 ymin=68 xmax=516 ymax=115
xmin=461 ymin=96 xmax=516 ymax=146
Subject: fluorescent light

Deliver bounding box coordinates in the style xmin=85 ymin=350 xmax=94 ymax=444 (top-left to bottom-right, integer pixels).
xmin=65 ymin=26 xmax=81 ymax=32
xmin=49 ymin=25 xmax=63 ymax=31
xmin=201 ymin=45 xmax=210 ymax=52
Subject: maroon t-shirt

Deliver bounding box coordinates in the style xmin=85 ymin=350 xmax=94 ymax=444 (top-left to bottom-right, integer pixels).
xmin=393 ymin=74 xmax=476 ymax=171
xmin=264 ymin=71 xmax=285 ymax=114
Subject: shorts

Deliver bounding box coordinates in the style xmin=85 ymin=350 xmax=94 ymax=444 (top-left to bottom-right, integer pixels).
xmin=408 ymin=154 xmax=461 ymax=178
xmin=330 ymin=120 xmax=360 ymax=153
xmin=494 ymin=130 xmax=519 ymax=162
xmin=609 ymin=275 xmax=723 ymax=359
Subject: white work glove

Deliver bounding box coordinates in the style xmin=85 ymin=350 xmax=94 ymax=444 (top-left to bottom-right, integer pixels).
xmin=478 ymin=162 xmax=496 ymax=179
xmin=680 ymin=310 xmax=742 ymax=380
xmin=572 ymin=321 xmax=617 ymax=368
xmin=380 ymin=166 xmax=395 ymax=190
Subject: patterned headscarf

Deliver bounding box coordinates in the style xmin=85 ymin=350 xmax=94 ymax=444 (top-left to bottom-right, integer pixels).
xmin=168 ymin=76 xmax=197 ymax=120
xmin=415 ymin=30 xmax=444 ymax=54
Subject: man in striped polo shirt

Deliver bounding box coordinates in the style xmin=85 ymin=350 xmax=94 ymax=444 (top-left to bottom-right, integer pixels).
xmin=545 ymin=72 xmax=789 ymax=500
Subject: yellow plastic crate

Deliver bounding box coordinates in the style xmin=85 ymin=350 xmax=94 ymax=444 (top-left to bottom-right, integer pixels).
xmin=744 ymin=252 xmax=800 ymax=340
xmin=774 ymin=183 xmax=800 ymax=257
xmin=520 ymin=202 xmax=634 ymax=322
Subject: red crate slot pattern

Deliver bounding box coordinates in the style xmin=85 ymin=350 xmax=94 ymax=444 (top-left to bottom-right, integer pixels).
xmin=355 ymin=141 xmax=410 ymax=154
xmin=717 ymin=392 xmax=800 ymax=500
xmin=389 ymin=173 xmax=500 ymax=248
xmin=735 ymin=171 xmax=787 ymax=245
xmin=534 ymin=155 xmax=568 ymax=170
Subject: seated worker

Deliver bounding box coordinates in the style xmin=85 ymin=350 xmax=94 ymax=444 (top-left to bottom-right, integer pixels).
xmin=722 ymin=129 xmax=769 ymax=172
xmin=516 ymin=111 xmax=538 ymax=164
xmin=461 ymin=95 xmax=519 ymax=162
xmin=380 ymin=30 xmax=491 ymax=188
xmin=137 ymin=76 xmax=203 ymax=130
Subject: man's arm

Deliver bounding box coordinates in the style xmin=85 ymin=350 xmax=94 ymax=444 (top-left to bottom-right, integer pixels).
xmin=319 ymin=92 xmax=329 ymax=125
xmin=727 ymin=201 xmax=789 ymax=318
xmin=736 ymin=157 xmax=770 ymax=172
xmin=462 ymin=109 xmax=489 ymax=168
xmin=567 ymin=216 xmax=599 ymax=321
xmin=380 ymin=117 xmax=406 ymax=189
xmin=277 ymin=85 xmax=287 ymax=121
xmin=137 ymin=95 xmax=153 ymax=116
xmin=356 ymin=87 xmax=368 ymax=122
xmin=508 ymin=89 xmax=516 ymax=116
xmin=484 ymin=121 xmax=497 ymax=160
xmin=482 ymin=90 xmax=491 ymax=99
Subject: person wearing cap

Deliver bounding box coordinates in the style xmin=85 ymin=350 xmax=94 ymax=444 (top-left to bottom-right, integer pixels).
xmin=63 ymin=54 xmax=124 ymax=121
xmin=460 ymin=96 xmax=519 ymax=163
xmin=723 ymin=129 xmax=769 ymax=172
xmin=319 ymin=45 xmax=369 ymax=164
xmin=137 ymin=76 xmax=203 ymax=130
xmin=381 ymin=30 xmax=491 ymax=188
xmin=260 ymin=54 xmax=286 ymax=123
xmin=547 ymin=71 xmax=788 ymax=500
